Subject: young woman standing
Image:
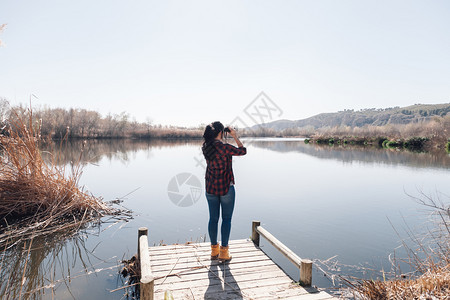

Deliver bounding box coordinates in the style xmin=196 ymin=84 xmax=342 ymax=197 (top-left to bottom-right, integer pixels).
xmin=202 ymin=121 xmax=246 ymax=262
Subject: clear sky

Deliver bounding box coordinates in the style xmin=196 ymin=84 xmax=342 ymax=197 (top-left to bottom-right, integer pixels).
xmin=1 ymin=0 xmax=449 ymax=127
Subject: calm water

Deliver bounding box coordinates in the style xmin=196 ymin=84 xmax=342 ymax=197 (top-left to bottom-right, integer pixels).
xmin=1 ymin=138 xmax=449 ymax=299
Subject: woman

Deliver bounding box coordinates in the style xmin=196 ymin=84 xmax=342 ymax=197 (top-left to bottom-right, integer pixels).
xmin=202 ymin=121 xmax=246 ymax=262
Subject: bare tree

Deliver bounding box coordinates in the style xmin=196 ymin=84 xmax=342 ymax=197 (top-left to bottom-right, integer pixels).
xmin=0 ymin=24 xmax=6 ymax=47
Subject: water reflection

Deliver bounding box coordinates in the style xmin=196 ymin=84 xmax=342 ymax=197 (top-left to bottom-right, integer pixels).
xmin=1 ymin=225 xmax=95 ymax=299
xmin=0 ymin=214 xmax=130 ymax=299
xmin=41 ymin=138 xmax=450 ymax=170
xmin=40 ymin=139 xmax=202 ymax=165
xmin=1 ymin=138 xmax=446 ymax=299
xmin=248 ymin=139 xmax=450 ymax=169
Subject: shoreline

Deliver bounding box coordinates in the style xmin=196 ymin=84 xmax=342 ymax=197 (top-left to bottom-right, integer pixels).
xmin=304 ymin=136 xmax=450 ymax=153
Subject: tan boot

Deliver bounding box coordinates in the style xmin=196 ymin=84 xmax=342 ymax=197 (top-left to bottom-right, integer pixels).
xmin=218 ymin=245 xmax=232 ymax=262
xmin=211 ymin=244 xmax=219 ymax=260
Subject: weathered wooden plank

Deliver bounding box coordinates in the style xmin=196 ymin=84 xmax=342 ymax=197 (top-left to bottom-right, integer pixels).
xmin=150 ymin=251 xmax=267 ymax=266
xmin=282 ymin=294 xmax=337 ymax=300
xmin=155 ymin=268 xmax=290 ymax=292
xmin=256 ymin=226 xmax=302 ymax=266
xmin=150 ymin=255 xmax=272 ymax=273
xmin=149 ymin=248 xmax=264 ymax=265
xmin=243 ymin=284 xmax=313 ymax=299
xmin=153 ymin=264 xmax=286 ymax=285
xmin=256 ymin=225 xmax=313 ymax=286
xmin=151 ymin=259 xmax=277 ymax=278
xmin=154 ymin=249 xmax=264 ymax=261
xmin=148 ymin=239 xmax=251 ymax=253
xmin=152 ymin=263 xmax=288 ymax=284
xmin=149 ymin=243 xmax=259 ymax=256
xmin=154 ymin=280 xmax=308 ymax=300
xmin=148 ymin=245 xmax=258 ymax=259
xmin=154 ymin=272 xmax=335 ymax=299
xmin=255 ymin=284 xmax=334 ymax=299
xmin=148 ymin=245 xmax=259 ymax=259
xmin=150 ymin=250 xmax=270 ymax=268
xmin=154 ymin=277 xmax=299 ymax=299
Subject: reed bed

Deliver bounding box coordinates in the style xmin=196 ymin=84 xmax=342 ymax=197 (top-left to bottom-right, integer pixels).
xmin=346 ymin=264 xmax=449 ymax=299
xmin=0 ymin=109 xmax=113 ymax=248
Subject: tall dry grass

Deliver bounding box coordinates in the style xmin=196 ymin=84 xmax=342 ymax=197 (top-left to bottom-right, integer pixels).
xmin=347 ymin=265 xmax=449 ymax=299
xmin=0 ymin=109 xmax=112 ymax=248
xmin=344 ymin=193 xmax=449 ymax=299
xmin=0 ymin=24 xmax=6 ymax=47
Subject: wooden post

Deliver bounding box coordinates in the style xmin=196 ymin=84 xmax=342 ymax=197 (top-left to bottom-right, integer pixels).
xmin=138 ymin=227 xmax=154 ymax=300
xmin=251 ymin=220 xmax=261 ymax=246
xmin=138 ymin=227 xmax=148 ymax=262
xmin=300 ymin=259 xmax=312 ymax=287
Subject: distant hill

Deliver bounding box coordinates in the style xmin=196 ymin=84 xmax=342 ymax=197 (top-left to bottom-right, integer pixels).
xmin=252 ymin=103 xmax=450 ymax=130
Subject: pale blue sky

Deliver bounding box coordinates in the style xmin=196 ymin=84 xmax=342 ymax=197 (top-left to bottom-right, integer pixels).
xmin=1 ymin=0 xmax=449 ymax=126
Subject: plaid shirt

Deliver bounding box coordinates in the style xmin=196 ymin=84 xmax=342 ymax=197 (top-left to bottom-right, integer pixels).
xmin=205 ymin=140 xmax=247 ymax=196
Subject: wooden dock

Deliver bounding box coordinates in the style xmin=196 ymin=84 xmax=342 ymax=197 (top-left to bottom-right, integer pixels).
xmin=138 ymin=222 xmax=336 ymax=299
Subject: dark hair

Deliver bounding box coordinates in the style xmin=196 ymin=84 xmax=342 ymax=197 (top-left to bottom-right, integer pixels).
xmin=202 ymin=121 xmax=224 ymax=160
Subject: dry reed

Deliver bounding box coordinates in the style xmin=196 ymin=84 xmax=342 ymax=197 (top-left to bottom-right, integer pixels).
xmin=0 ymin=108 xmax=112 ymax=248
xmin=344 ymin=193 xmax=450 ymax=299
xmin=346 ymin=264 xmax=449 ymax=299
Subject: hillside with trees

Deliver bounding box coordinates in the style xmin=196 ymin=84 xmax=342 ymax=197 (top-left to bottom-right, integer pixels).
xmin=256 ymin=103 xmax=450 ymax=130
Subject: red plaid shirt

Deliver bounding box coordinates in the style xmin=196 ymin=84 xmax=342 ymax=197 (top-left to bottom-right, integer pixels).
xmin=205 ymin=140 xmax=247 ymax=196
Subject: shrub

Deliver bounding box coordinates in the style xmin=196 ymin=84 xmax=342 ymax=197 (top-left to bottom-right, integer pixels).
xmin=386 ymin=140 xmax=404 ymax=148
xmin=315 ymin=138 xmax=328 ymax=144
xmin=377 ymin=137 xmax=388 ymax=147
xmin=404 ymin=137 xmax=429 ymax=151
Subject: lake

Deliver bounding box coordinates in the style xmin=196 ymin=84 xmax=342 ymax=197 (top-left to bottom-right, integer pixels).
xmin=1 ymin=138 xmax=449 ymax=299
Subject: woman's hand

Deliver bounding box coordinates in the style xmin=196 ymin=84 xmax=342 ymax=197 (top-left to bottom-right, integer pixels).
xmin=228 ymin=128 xmax=243 ymax=147
xmin=229 ymin=128 xmax=237 ymax=138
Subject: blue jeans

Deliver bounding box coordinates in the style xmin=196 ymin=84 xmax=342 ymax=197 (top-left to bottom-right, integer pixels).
xmin=206 ymin=186 xmax=235 ymax=247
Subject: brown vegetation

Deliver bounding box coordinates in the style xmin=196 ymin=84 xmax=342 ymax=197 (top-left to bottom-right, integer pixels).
xmin=0 ymin=108 xmax=113 ymax=248
xmin=0 ymin=24 xmax=6 ymax=47
xmin=348 ymin=265 xmax=449 ymax=299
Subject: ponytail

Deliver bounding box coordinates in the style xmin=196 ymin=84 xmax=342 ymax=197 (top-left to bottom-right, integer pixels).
xmin=202 ymin=121 xmax=224 ymax=160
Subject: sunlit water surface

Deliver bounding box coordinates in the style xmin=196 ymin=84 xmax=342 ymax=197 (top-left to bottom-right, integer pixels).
xmin=2 ymin=138 xmax=449 ymax=299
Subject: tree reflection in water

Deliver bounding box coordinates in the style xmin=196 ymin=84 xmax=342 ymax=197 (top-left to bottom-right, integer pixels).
xmin=40 ymin=139 xmax=202 ymax=166
xmin=248 ymin=139 xmax=450 ymax=169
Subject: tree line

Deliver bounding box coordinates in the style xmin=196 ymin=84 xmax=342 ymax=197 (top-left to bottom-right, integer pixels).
xmin=1 ymin=99 xmax=449 ymax=143
xmin=0 ymin=100 xmax=202 ymax=139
